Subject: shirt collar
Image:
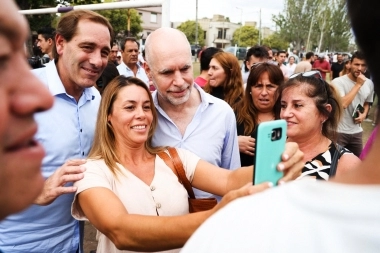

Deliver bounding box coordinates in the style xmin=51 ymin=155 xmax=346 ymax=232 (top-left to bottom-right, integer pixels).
xmin=44 ymin=60 xmax=98 ymax=101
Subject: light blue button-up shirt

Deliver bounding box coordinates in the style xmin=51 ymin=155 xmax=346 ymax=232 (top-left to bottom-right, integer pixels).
xmin=152 ymin=84 xmax=241 ymax=200
xmin=0 ymin=61 xmax=100 ymax=253
xmin=117 ymin=61 xmax=149 ymax=86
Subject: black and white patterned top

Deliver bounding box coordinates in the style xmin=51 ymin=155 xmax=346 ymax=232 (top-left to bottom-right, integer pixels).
xmin=298 ymin=142 xmax=352 ymax=181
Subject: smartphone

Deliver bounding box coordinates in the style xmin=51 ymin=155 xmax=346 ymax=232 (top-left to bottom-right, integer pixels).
xmin=352 ymin=103 xmax=364 ymax=118
xmin=253 ymin=120 xmax=287 ymax=186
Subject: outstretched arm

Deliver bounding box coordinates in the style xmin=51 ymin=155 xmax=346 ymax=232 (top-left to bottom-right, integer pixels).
xmin=76 ymin=183 xmax=267 ymax=251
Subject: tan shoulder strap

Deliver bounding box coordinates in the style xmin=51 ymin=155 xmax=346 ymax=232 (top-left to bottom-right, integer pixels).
xmin=157 ymin=147 xmax=196 ymax=199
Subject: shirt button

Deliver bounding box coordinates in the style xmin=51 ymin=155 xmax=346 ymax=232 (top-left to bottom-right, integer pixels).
xmin=156 ymin=203 xmax=161 ymax=209
xmin=150 ymin=186 xmax=156 ymax=191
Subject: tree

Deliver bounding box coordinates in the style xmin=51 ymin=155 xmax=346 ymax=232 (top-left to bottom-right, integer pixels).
xmin=16 ymin=0 xmax=58 ymax=31
xmin=262 ymin=32 xmax=289 ymax=51
xmin=177 ymin=20 xmax=205 ymax=46
xmin=273 ymin=0 xmax=351 ymax=52
xmin=232 ymin=26 xmax=259 ymax=47
xmin=17 ymin=0 xmax=143 ymax=42
xmin=97 ymin=8 xmax=143 ymax=39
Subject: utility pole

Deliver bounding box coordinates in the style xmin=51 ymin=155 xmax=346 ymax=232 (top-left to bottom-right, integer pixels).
xmin=127 ymin=8 xmax=131 ymax=36
xmin=194 ymin=0 xmax=199 ymax=62
xmin=195 ymin=0 xmax=198 ymax=46
xmin=258 ymin=8 xmax=262 ymax=45
xmin=236 ymin=7 xmax=243 ymax=47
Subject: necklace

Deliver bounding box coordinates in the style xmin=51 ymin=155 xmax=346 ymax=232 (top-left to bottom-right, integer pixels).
xmin=258 ymin=115 xmax=275 ymax=123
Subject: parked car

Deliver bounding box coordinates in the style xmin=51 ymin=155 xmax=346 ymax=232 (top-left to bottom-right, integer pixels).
xmin=191 ymin=44 xmax=201 ymax=56
xmin=224 ymin=46 xmax=247 ymax=60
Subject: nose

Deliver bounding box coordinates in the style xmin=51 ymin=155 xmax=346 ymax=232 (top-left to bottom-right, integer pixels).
xmin=207 ymin=68 xmax=212 ymax=76
xmin=89 ymin=50 xmax=103 ymax=68
xmin=11 ymin=54 xmax=53 ymax=116
xmin=135 ymin=106 xmax=146 ymax=119
xmin=173 ymin=70 xmax=185 ymax=86
xmin=280 ymin=106 xmax=292 ymax=119
xmin=261 ymin=86 xmax=269 ymax=95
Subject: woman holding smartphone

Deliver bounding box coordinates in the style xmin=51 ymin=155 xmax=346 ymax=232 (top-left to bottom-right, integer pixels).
xmin=71 ymin=76 xmax=304 ymax=253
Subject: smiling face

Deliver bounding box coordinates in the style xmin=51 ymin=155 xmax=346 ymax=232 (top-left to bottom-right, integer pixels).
xmin=208 ymin=58 xmax=227 ymax=88
xmin=0 ymin=0 xmax=54 ymax=219
xmin=145 ymin=28 xmax=194 ymax=106
xmin=56 ymin=19 xmax=111 ymax=97
xmin=251 ymin=72 xmax=279 ymax=113
xmin=108 ymin=85 xmax=153 ymax=148
xmin=280 ymin=85 xmax=326 ymax=141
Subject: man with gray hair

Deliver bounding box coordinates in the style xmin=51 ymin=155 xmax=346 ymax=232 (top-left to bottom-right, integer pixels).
xmin=143 ymin=28 xmax=303 ymax=201
xmin=144 ymin=27 xmax=240 ymax=200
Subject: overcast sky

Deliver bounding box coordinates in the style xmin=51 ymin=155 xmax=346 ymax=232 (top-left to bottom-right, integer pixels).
xmin=169 ymin=0 xmax=285 ymax=29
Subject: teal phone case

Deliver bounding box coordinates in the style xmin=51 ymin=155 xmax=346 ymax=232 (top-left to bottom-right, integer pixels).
xmin=253 ymin=120 xmax=287 ymax=186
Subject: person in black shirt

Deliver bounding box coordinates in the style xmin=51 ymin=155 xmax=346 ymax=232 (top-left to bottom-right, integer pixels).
xmin=330 ymin=53 xmax=344 ymax=80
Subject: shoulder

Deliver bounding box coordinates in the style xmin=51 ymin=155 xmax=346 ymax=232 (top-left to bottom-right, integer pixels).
xmin=337 ymin=152 xmax=361 ymax=175
xmin=83 ymin=159 xmax=109 ymax=172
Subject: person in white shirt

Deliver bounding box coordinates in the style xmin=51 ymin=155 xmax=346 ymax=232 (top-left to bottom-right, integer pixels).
xmin=117 ymin=37 xmax=149 ymax=86
xmin=181 ymin=0 xmax=380 ymax=251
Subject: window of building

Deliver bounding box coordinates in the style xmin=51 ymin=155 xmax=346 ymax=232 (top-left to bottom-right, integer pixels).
xmin=150 ymin=13 xmax=157 ymax=23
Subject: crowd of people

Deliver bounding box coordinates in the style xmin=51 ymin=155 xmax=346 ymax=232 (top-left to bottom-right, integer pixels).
xmin=0 ymin=0 xmax=379 ymax=252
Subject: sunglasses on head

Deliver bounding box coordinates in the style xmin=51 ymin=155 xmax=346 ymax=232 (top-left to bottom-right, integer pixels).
xmin=289 ymin=70 xmax=330 ymax=96
xmin=289 ymin=70 xmax=322 ymax=80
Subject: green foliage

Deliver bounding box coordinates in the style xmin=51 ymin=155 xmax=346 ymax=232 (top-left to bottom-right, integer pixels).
xmin=232 ymin=26 xmax=259 ymax=47
xmin=97 ymin=8 xmax=143 ymax=38
xmin=177 ymin=20 xmax=205 ymax=45
xmin=272 ymin=0 xmax=351 ymax=52
xmin=262 ymin=32 xmax=289 ymax=50
xmin=17 ymin=0 xmax=143 ymax=40
xmin=16 ymin=0 xmax=58 ymax=31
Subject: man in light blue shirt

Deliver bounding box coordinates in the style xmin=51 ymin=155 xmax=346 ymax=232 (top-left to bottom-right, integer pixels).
xmin=117 ymin=37 xmax=149 ymax=86
xmin=145 ymin=28 xmax=241 ymax=200
xmin=0 ymin=10 xmax=113 ymax=253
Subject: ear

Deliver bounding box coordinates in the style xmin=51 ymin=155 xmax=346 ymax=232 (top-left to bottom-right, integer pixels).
xmin=325 ymin=103 xmax=332 ymax=113
xmin=144 ymin=62 xmax=152 ymax=80
xmin=55 ymin=34 xmax=65 ymax=57
xmin=322 ymin=103 xmax=332 ymax=122
xmin=245 ymin=60 xmax=250 ymax=70
xmin=47 ymin=38 xmax=53 ymax=46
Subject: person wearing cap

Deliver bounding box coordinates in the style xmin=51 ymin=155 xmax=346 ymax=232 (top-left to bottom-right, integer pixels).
xmin=312 ymin=53 xmax=331 ymax=80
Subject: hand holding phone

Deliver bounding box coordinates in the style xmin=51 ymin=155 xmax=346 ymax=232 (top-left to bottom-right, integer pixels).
xmin=352 ymin=103 xmax=364 ymax=119
xmin=253 ymin=120 xmax=287 ymax=186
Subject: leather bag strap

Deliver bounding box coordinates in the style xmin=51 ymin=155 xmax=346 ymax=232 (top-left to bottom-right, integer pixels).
xmin=157 ymin=147 xmax=196 ymax=199
xmin=329 ymin=143 xmax=343 ymax=177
